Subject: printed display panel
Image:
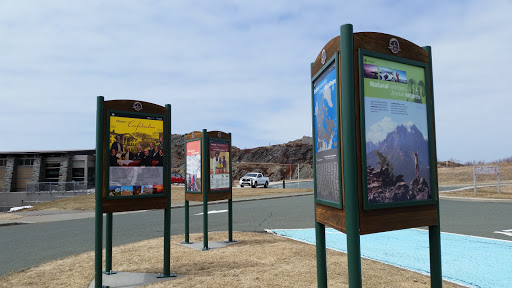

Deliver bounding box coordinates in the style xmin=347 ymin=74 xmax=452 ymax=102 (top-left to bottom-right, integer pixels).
xmin=362 ymin=54 xmax=432 ymax=206
xmin=313 ymin=61 xmax=341 ymax=205
xmin=209 ymin=140 xmax=230 ymax=191
xmin=108 ymin=111 xmax=165 ymax=197
xmin=186 ymin=140 xmax=202 ymax=192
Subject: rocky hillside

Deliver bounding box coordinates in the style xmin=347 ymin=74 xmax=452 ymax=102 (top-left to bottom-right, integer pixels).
xmin=170 ymin=135 xmax=314 ymax=182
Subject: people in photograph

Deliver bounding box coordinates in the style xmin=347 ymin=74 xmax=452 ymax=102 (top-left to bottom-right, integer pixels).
xmin=138 ymin=149 xmax=152 ymax=167
xmin=211 ymin=152 xmax=218 ymax=174
xmin=158 ymin=137 xmax=164 ymax=151
xmin=135 ymin=145 xmax=143 ymax=160
xmin=156 ymin=149 xmax=164 ymax=166
xmin=222 ymin=156 xmax=227 ymax=173
xmin=218 ymin=156 xmax=223 ymax=173
xmin=109 ymin=149 xmax=119 ymax=166
xmin=149 ymin=142 xmax=155 ymax=155
xmin=152 ymin=146 xmax=162 ymax=166
xmin=122 ymin=145 xmax=134 ymax=160
xmin=111 ymin=135 xmax=122 ymax=153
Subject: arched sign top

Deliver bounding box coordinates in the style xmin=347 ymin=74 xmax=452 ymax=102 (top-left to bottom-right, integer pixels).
xmin=185 ymin=131 xmax=203 ymax=141
xmin=312 ymin=32 xmax=429 ymax=78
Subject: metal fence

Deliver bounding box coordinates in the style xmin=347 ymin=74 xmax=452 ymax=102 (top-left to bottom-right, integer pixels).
xmin=26 ymin=181 xmax=88 ymax=193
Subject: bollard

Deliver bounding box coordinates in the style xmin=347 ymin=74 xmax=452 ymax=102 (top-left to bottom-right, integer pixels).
xmin=282 ymin=179 xmax=285 ymax=189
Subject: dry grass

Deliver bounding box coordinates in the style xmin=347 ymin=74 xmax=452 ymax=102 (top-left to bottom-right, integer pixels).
xmin=0 ymin=213 xmax=22 ymax=220
xmin=25 ymin=186 xmax=312 ymax=212
xmin=0 ymin=232 xmax=462 ymax=288
xmin=438 ymin=162 xmax=512 ymax=185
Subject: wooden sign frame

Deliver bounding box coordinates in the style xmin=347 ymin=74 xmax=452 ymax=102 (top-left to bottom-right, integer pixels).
xmin=101 ymin=100 xmax=170 ymax=213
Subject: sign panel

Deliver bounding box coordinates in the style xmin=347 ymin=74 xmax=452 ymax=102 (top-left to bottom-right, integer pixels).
xmin=361 ymin=51 xmax=433 ymax=208
xmin=209 ymin=140 xmax=230 ymax=191
xmin=312 ymin=57 xmax=341 ymax=207
xmin=474 ymin=166 xmax=499 ymax=175
xmin=186 ymin=140 xmax=202 ymax=192
xmin=107 ymin=111 xmax=164 ymax=198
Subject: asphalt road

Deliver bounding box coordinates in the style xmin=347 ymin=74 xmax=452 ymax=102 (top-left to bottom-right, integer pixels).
xmin=1 ymin=195 xmax=511 ymax=277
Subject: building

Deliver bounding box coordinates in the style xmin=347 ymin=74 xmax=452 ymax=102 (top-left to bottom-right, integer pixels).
xmin=0 ymin=149 xmax=95 ymax=192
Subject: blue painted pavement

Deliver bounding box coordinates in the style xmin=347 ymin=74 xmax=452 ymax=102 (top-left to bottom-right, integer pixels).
xmin=271 ymin=228 xmax=512 ymax=288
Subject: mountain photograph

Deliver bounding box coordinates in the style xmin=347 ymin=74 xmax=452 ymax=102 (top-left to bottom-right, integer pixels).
xmin=365 ymin=123 xmax=431 ymax=204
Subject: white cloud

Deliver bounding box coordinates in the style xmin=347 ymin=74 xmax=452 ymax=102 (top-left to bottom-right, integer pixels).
xmin=0 ymin=1 xmax=510 ymax=162
xmin=367 ymin=117 xmax=396 ymax=144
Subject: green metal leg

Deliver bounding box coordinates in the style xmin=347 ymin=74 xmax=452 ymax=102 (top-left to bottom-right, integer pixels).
xmin=159 ymin=208 xmax=176 ymax=278
xmin=429 ymin=225 xmax=443 ymax=288
xmin=182 ymin=200 xmax=191 ymax=244
xmin=226 ymin=199 xmax=235 ymax=242
xmin=104 ymin=213 xmax=115 ymax=275
xmin=315 ymin=221 xmax=327 ymax=288
xmin=94 ymin=211 xmax=103 ymax=287
xmin=202 ymin=199 xmax=209 ymax=251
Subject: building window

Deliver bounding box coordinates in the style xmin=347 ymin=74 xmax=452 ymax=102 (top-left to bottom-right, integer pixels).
xmin=44 ymin=162 xmax=60 ymax=182
xmin=18 ymin=158 xmax=35 ymax=166
xmin=0 ymin=159 xmax=6 ymax=166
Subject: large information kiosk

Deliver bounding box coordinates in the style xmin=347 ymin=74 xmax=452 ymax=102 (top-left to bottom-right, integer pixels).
xmin=312 ymin=24 xmax=441 ymax=287
xmin=94 ymin=97 xmax=175 ymax=288
xmin=182 ymin=129 xmax=234 ymax=250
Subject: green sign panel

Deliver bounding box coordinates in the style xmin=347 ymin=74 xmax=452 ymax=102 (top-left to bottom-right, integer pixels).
xmin=360 ymin=49 xmax=434 ymax=209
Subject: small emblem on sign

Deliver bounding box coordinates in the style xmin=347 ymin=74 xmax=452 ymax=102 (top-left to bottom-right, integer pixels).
xmin=388 ymin=38 xmax=401 ymax=54
xmin=218 ymin=132 xmax=222 ymax=138
xmin=132 ymin=102 xmax=143 ymax=111
xmin=321 ymin=49 xmax=326 ymax=65
xmin=192 ymin=132 xmax=195 ymax=139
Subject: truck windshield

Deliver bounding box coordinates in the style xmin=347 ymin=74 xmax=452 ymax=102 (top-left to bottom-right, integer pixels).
xmin=245 ymin=173 xmax=257 ymax=177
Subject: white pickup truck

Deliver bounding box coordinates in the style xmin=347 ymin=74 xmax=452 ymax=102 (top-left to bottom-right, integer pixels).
xmin=239 ymin=172 xmax=269 ymax=188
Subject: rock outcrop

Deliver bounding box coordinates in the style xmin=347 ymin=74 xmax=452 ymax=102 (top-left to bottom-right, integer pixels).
xmin=170 ymin=135 xmax=314 ymax=182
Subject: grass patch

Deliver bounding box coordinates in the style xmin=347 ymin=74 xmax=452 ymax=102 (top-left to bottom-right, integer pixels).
xmin=0 ymin=232 xmax=463 ymax=288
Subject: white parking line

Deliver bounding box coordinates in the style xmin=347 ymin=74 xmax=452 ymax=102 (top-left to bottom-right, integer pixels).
xmin=494 ymin=229 xmax=512 ymax=237
xmin=194 ymin=210 xmax=228 ymax=216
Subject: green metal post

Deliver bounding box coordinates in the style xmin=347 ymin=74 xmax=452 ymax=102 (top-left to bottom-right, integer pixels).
xmin=104 ymin=212 xmax=113 ymax=274
xmin=228 ymin=199 xmax=233 ymax=242
xmin=429 ymin=225 xmax=443 ymax=288
xmin=161 ymin=103 xmax=173 ymax=277
xmin=202 ymin=129 xmax=209 ymax=251
xmin=315 ymin=221 xmax=327 ymax=287
xmin=183 ymin=200 xmax=190 ymax=243
xmin=94 ymin=96 xmax=104 ymax=288
xmin=227 ymin=133 xmax=234 ymax=242
xmin=341 ymin=24 xmax=362 ymax=288
xmin=423 ymin=45 xmax=442 ymax=288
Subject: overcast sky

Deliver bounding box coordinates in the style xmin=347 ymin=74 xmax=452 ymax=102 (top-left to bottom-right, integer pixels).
xmin=1 ymin=0 xmax=511 ymax=163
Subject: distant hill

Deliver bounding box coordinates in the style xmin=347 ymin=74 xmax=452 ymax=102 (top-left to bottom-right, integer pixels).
xmin=170 ymin=135 xmax=313 ymax=182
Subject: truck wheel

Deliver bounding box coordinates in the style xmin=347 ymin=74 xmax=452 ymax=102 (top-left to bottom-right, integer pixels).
xmin=252 ymin=181 xmax=257 ymax=188
xmin=264 ymin=182 xmax=268 ymax=188
xmin=240 ymin=184 xmax=244 ymax=188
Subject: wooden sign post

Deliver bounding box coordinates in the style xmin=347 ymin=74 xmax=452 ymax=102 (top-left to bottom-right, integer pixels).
xmin=183 ymin=130 xmax=234 ymax=250
xmin=94 ymin=97 xmax=175 ymax=288
xmin=311 ymin=24 xmax=441 ymax=287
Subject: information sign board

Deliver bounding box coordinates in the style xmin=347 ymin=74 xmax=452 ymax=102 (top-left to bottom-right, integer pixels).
xmin=312 ymin=54 xmax=342 ymax=208
xmin=186 ymin=139 xmax=202 ymax=193
xmin=209 ymin=139 xmax=230 ymax=191
xmin=359 ymin=49 xmax=434 ymax=209
xmin=107 ymin=111 xmax=165 ymax=198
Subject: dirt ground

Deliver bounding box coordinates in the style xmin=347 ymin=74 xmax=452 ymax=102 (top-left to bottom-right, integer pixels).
xmin=0 ymin=232 xmax=463 ymax=288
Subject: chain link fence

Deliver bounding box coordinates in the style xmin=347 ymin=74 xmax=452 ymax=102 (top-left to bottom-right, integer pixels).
xmin=26 ymin=182 xmax=88 ymax=193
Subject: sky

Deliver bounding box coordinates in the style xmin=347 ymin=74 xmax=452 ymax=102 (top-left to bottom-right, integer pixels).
xmin=1 ymin=0 xmax=511 ymax=163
